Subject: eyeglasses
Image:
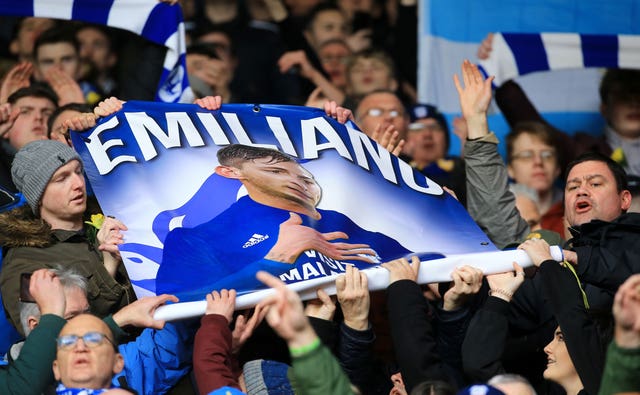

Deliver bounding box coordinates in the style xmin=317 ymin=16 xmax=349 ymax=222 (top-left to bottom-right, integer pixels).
xmin=56 ymin=332 xmax=116 ymax=350
xmin=409 ymin=122 xmax=443 ymax=132
xmin=511 ymin=149 xmax=556 ymax=162
xmin=364 ymin=108 xmax=402 ymax=118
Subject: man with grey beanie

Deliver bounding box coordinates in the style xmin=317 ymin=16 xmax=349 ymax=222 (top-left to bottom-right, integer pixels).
xmin=0 ymin=139 xmax=136 ymax=336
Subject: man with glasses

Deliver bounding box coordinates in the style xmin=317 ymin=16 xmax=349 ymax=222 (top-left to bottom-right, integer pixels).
xmin=15 ymin=266 xmax=196 ymax=394
xmin=405 ymin=103 xmax=466 ymax=206
xmin=0 ymin=269 xmax=66 ymax=394
xmin=53 ymin=314 xmax=127 ymax=393
xmin=354 ymin=89 xmax=410 ymax=157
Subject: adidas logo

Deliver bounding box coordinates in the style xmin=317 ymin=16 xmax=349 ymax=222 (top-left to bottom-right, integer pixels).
xmin=243 ymin=233 xmax=269 ymax=248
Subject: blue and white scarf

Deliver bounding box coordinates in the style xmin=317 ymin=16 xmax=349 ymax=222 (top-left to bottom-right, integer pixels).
xmin=55 ymin=383 xmax=114 ymax=395
xmin=479 ymin=32 xmax=640 ymax=85
xmin=0 ymin=0 xmax=193 ymax=103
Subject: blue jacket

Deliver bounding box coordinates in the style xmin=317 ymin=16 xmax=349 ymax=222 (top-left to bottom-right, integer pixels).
xmin=112 ymin=319 xmax=198 ymax=395
xmin=157 ymin=196 xmax=411 ymax=301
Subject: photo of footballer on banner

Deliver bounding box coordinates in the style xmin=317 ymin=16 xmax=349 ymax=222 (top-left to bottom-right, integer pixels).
xmin=71 ymin=101 xmax=560 ymax=320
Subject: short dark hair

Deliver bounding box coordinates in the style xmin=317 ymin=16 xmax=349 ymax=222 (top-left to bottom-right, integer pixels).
xmin=76 ymin=23 xmax=115 ymax=52
xmin=304 ymin=3 xmax=345 ymax=32
xmin=187 ymin=43 xmax=220 ymax=60
xmin=599 ymin=68 xmax=640 ymax=105
xmin=7 ymin=84 xmax=59 ymax=106
xmin=34 ymin=26 xmax=80 ymax=59
xmin=565 ymin=151 xmax=628 ymax=192
xmin=217 ymin=144 xmax=295 ymax=167
xmin=506 ymin=121 xmax=558 ymax=164
xmin=346 ymin=48 xmax=397 ymax=80
xmin=47 ymin=102 xmax=92 ymax=137
xmin=410 ymin=380 xmax=455 ymax=395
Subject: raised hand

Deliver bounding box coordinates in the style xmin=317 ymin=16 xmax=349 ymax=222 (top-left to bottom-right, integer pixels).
xmin=96 ymin=216 xmax=127 ymax=255
xmin=0 ymin=62 xmax=33 ymax=104
xmin=112 ymin=294 xmax=179 ymax=329
xmin=370 ymin=123 xmax=405 ymax=157
xmin=265 ymin=212 xmax=376 ymax=264
xmin=485 ymin=261 xmax=526 ymax=302
xmin=612 ymin=274 xmax=640 ymax=348
xmin=0 ymin=103 xmax=18 ymax=139
xmin=304 ymin=288 xmax=336 ymax=321
xmin=232 ymin=302 xmax=268 ymax=354
xmin=477 ymin=33 xmax=494 ymax=60
xmin=453 ymin=59 xmax=494 ymax=121
xmin=442 ymin=265 xmax=483 ymax=311
xmin=96 ymin=216 xmax=128 ymax=277
xmin=205 ymin=289 xmax=236 ymax=323
xmin=336 ymin=265 xmax=370 ymax=330
xmin=257 ymin=271 xmax=316 ymax=349
xmin=194 ymin=95 xmax=222 ymax=111
xmin=94 ymin=96 xmax=124 ymax=118
xmin=62 ymin=112 xmax=98 ymax=135
xmin=45 ymin=68 xmax=84 ymax=106
xmin=518 ymin=238 xmax=553 ymax=267
xmin=324 ymin=100 xmax=354 ymax=124
xmin=278 ymin=50 xmax=318 ymax=80
xmin=381 ymin=256 xmax=421 ymax=285
xmin=30 ymin=269 xmax=65 ymax=317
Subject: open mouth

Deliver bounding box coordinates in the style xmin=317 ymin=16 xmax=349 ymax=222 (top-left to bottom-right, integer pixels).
xmin=626 ymin=112 xmax=640 ymax=120
xmin=73 ymin=357 xmax=90 ymax=366
xmin=575 ymin=200 xmax=591 ymax=213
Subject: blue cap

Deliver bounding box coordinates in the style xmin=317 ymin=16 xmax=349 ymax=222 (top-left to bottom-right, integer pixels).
xmin=457 ymin=384 xmax=506 ymax=395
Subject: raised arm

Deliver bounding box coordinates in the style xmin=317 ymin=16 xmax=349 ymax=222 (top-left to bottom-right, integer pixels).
xmin=455 ymin=60 xmax=529 ymax=248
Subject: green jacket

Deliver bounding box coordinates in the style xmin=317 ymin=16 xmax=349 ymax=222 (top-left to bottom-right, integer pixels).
xmin=598 ymin=341 xmax=640 ymax=395
xmin=289 ymin=343 xmax=355 ymax=395
xmin=0 ymin=314 xmax=65 ymax=395
xmin=0 ymin=228 xmax=136 ymax=336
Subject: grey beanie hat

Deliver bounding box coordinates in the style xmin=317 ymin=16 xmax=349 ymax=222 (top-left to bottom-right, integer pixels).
xmin=11 ymin=140 xmax=82 ymax=214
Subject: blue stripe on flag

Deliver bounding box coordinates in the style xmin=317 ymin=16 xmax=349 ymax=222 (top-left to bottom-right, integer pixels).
xmin=140 ymin=4 xmax=175 ymax=45
xmin=581 ymin=34 xmax=619 ymax=68
xmin=0 ymin=2 xmax=33 ymax=15
xmin=71 ymin=0 xmax=115 ymax=25
xmin=502 ymin=33 xmax=549 ymax=75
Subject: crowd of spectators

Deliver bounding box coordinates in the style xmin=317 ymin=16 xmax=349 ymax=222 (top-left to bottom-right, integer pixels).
xmin=0 ymin=1 xmax=640 ymax=395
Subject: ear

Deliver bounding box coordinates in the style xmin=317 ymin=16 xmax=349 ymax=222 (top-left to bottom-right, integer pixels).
xmin=214 ymin=165 xmax=242 ymax=180
xmin=507 ymin=164 xmax=515 ymax=179
xmin=112 ymin=353 xmax=125 ymax=375
xmin=53 ymin=360 xmax=61 ymax=381
xmin=303 ymin=30 xmax=314 ymax=48
xmin=621 ymin=189 xmax=632 ymax=211
xmin=9 ymin=40 xmax=18 ymax=56
xmin=389 ymin=78 xmax=398 ymax=92
xmin=106 ymin=53 xmax=117 ymax=69
xmin=600 ymin=102 xmax=608 ymax=118
xmin=27 ymin=315 xmax=39 ymax=332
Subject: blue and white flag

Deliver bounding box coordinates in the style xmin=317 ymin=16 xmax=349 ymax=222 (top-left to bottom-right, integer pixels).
xmin=479 ymin=33 xmax=640 ymax=86
xmin=0 ymin=0 xmax=192 ymax=103
xmin=419 ymin=0 xmax=640 ymax=156
xmin=71 ymin=102 xmax=501 ymax=317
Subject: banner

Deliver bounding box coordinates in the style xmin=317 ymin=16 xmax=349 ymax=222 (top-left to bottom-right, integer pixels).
xmin=0 ymin=0 xmax=192 ymax=103
xmin=71 ymin=101 xmax=498 ymax=309
xmin=419 ymin=0 xmax=640 ymax=157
